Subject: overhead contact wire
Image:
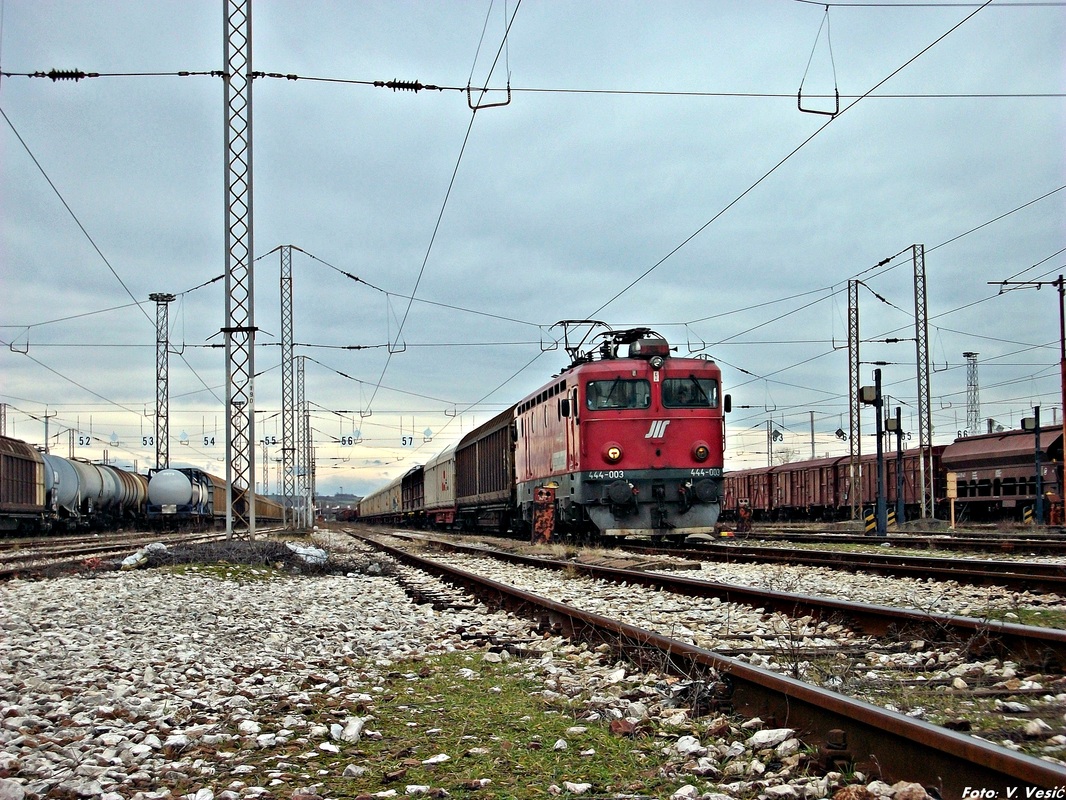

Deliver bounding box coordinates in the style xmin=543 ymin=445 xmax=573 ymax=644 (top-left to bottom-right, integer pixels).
xmin=587 ymin=1 xmax=994 ymax=319
xmin=0 ymin=105 xmax=153 ymax=328
xmin=364 ymin=0 xmax=523 ymax=416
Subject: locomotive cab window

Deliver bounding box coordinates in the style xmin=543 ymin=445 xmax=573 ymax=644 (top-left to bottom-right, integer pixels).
xmin=585 ymin=379 xmax=650 ymax=410
xmin=662 ymin=377 xmax=719 ymax=408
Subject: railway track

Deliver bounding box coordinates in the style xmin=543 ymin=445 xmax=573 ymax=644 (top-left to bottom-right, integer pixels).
xmin=369 ymin=530 xmax=1066 ymax=670
xmin=619 ymin=540 xmax=1066 ymax=594
xmin=0 ymin=528 xmax=261 ymax=577
xmin=347 ymin=529 xmax=1066 ymax=794
xmin=730 ymin=526 xmax=1066 ymax=554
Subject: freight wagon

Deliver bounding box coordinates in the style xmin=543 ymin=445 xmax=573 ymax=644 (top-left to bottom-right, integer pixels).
xmin=355 ymin=326 xmax=730 ymax=540
xmin=723 ymin=426 xmax=1064 ymax=524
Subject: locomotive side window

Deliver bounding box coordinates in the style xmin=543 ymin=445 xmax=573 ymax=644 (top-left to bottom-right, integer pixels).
xmin=585 ymin=379 xmax=650 ymax=410
xmin=662 ymin=377 xmax=719 ymax=408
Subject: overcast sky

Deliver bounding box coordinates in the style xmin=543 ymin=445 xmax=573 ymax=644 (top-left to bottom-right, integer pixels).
xmin=1 ymin=0 xmax=1063 ymax=498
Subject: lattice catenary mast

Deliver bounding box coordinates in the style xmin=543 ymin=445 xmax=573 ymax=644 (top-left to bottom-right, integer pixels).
xmin=848 ymin=279 xmax=861 ymax=520
xmin=964 ymin=351 xmax=980 ymax=435
xmin=280 ymin=245 xmax=296 ymax=527
xmin=912 ymin=245 xmax=934 ymax=518
xmin=295 ymin=354 xmax=307 ymax=528
xmin=223 ymin=0 xmax=256 ymax=537
xmin=150 ymin=292 xmax=175 ymax=470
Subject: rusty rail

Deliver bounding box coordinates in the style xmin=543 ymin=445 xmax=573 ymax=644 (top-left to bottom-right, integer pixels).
xmin=622 ymin=541 xmax=1066 ymax=594
xmin=358 ymin=532 xmax=1066 ymax=795
xmin=374 ymin=531 xmax=1066 ymax=670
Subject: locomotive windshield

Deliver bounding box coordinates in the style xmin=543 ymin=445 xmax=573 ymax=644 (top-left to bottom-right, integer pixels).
xmin=586 ymin=379 xmax=651 ymax=410
xmin=662 ymin=377 xmax=719 ymax=408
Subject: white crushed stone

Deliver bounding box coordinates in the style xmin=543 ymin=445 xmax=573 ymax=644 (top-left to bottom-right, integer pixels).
xmin=0 ymin=555 xmax=969 ymax=799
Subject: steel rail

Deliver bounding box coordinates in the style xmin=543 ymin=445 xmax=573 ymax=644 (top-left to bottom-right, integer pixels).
xmin=621 ymin=541 xmax=1066 ymax=594
xmin=373 ymin=531 xmax=1066 ymax=670
xmin=0 ymin=529 xmax=261 ymax=578
xmin=724 ymin=528 xmax=1066 ymax=554
xmin=358 ymin=533 xmax=1066 ymax=795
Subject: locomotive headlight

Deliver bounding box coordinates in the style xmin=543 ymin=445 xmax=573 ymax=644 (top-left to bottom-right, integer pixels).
xmin=692 ymin=441 xmax=710 ymax=462
xmin=650 ymin=355 xmax=665 ymax=369
xmin=603 ymin=443 xmax=624 ymax=464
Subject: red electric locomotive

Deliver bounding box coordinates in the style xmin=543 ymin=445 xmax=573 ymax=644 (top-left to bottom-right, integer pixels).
xmin=514 ymin=326 xmax=730 ymax=540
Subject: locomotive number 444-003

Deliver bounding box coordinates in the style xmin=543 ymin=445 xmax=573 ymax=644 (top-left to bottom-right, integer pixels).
xmin=588 ymin=468 xmax=722 ymax=480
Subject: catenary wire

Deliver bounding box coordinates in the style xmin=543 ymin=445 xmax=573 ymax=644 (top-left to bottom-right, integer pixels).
xmin=585 ymin=1 xmax=995 ymax=319
xmin=362 ymin=0 xmax=523 ymax=418
xmin=0 ymin=105 xmax=153 ymax=329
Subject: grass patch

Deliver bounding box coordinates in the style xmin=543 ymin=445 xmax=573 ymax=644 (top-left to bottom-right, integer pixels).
xmin=977 ymin=606 xmax=1066 ymax=630
xmin=166 ymin=561 xmax=287 ymax=583
xmin=208 ymin=650 xmax=708 ymax=798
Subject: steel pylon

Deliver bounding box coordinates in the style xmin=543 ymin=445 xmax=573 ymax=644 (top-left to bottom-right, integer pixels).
xmin=280 ymin=246 xmax=296 ymax=527
xmin=149 ymin=292 xmax=175 ymax=470
xmin=223 ymin=0 xmax=256 ymax=537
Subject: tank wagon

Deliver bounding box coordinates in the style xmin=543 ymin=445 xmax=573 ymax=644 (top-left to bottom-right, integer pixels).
xmin=146 ymin=467 xmax=284 ymax=528
xmin=0 ymin=434 xmax=149 ymax=532
xmin=356 ymin=326 xmax=731 ymax=540
xmin=722 ymin=426 xmax=1064 ymax=524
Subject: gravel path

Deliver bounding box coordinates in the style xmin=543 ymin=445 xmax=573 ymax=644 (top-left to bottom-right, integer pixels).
xmin=0 ymin=540 xmax=1035 ymax=800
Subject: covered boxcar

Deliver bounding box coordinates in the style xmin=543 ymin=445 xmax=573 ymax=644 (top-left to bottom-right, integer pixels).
xmin=358 ymin=473 xmax=404 ymax=525
xmin=455 ymin=406 xmax=517 ymax=532
xmin=423 ymin=445 xmax=457 ymax=527
xmin=723 ymin=446 xmax=946 ymax=522
xmin=0 ymin=435 xmax=47 ymax=531
xmin=401 ymin=465 xmax=425 ymax=525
